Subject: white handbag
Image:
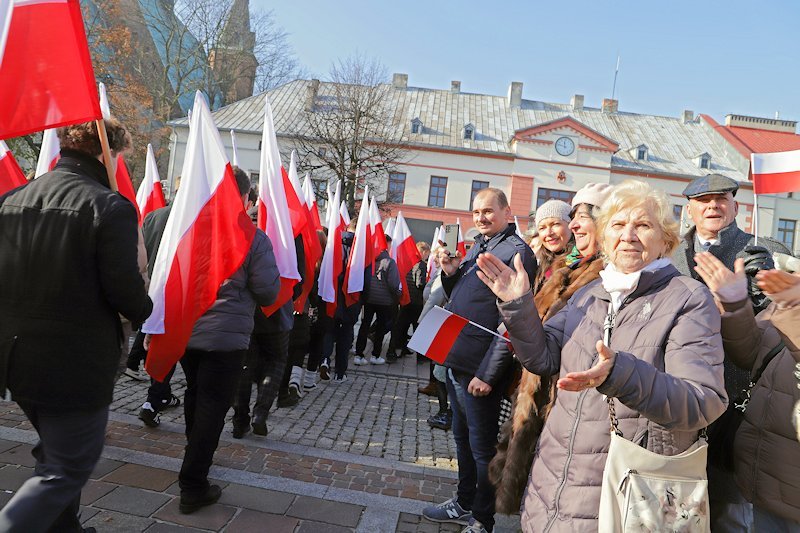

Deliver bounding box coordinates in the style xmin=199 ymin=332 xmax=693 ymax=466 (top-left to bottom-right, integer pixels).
xmin=597 ymin=302 xmax=710 ymax=532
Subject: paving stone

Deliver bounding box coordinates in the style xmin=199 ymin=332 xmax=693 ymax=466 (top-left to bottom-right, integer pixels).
xmin=94 ymin=485 xmax=172 ymax=517
xmin=217 ymin=483 xmax=295 ymax=514
xmin=0 ymin=465 xmax=32 ymax=490
xmin=0 ymin=439 xmax=22 ymax=455
xmin=91 ymin=457 xmax=125 ymax=479
xmin=153 ymin=499 xmax=236 ymax=530
xmin=144 ymin=523 xmax=202 ymax=532
xmin=83 ymin=509 xmax=155 ymax=532
xmin=80 ymin=479 xmax=116 ymax=505
xmin=287 ymin=495 xmax=363 ymax=527
xmin=0 ymin=444 xmax=36 ymax=467
xmin=103 ymin=463 xmax=177 ymax=491
xmin=78 ymin=505 xmax=101 ymax=524
xmin=296 ymin=520 xmax=354 ymax=533
xmin=226 ymin=508 xmax=299 ymax=533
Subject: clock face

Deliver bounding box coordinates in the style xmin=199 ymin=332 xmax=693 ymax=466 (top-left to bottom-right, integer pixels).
xmin=555 ymin=136 xmax=575 ymax=156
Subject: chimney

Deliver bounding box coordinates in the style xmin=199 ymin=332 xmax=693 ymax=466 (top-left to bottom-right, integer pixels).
xmin=392 ymin=73 xmax=408 ymax=89
xmin=682 ymin=110 xmax=694 ymax=123
xmin=725 ymin=113 xmax=797 ymax=134
xmin=571 ymin=94 xmax=584 ymax=112
xmin=451 ymin=81 xmax=461 ymax=93
xmin=508 ymin=81 xmax=523 ymax=108
xmin=602 ymin=98 xmax=618 ymax=114
xmin=305 ymin=79 xmax=320 ymax=111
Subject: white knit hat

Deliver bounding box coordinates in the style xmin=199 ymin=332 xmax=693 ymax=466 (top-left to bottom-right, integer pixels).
xmin=534 ymin=199 xmax=572 ymax=227
xmin=572 ymin=182 xmax=613 ymax=209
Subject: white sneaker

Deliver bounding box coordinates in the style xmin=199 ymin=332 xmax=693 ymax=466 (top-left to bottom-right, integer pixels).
xmin=332 ymin=374 xmax=348 ymax=384
xmin=303 ymin=370 xmax=318 ymax=391
xmin=353 ymin=356 xmax=368 ymax=366
xmin=370 ymin=356 xmax=386 ymax=365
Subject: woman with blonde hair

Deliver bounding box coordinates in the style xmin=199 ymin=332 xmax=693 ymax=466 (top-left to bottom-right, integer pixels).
xmin=477 ymin=179 xmax=726 ymax=531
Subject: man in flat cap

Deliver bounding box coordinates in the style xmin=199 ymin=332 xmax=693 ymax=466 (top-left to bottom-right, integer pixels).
xmin=674 ymin=173 xmax=791 ymax=531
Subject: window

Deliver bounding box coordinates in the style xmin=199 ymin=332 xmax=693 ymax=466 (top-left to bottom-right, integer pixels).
xmin=411 ymin=118 xmax=422 ymax=134
xmin=470 ymin=180 xmax=489 ymax=206
xmin=428 ymin=176 xmax=448 ymax=208
xmin=637 ymin=148 xmax=647 ymax=160
xmin=463 ymin=124 xmax=474 ymax=140
xmin=777 ymin=219 xmax=796 ymax=251
xmin=312 ymin=180 xmax=327 ymax=208
xmin=318 ymin=147 xmax=327 ymax=158
xmin=249 ymin=172 xmax=259 ymax=186
xmin=700 ymin=156 xmax=710 ymax=169
xmin=536 ymin=187 xmax=575 ymax=208
xmin=387 ymin=172 xmax=406 ymax=203
xmin=673 ymin=204 xmax=683 ymax=222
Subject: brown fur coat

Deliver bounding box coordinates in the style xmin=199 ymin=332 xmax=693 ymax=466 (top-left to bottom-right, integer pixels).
xmin=489 ymin=255 xmax=604 ymax=514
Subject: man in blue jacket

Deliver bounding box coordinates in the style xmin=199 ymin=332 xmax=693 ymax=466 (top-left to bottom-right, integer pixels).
xmin=423 ymin=188 xmax=537 ymax=533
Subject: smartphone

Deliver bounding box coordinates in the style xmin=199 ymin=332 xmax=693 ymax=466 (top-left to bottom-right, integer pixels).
xmin=442 ymin=224 xmax=460 ymax=256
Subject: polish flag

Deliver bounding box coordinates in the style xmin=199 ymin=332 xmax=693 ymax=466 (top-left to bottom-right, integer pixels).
xmin=751 ymin=150 xmax=800 ymax=195
xmin=0 ymin=0 xmax=102 ymax=139
xmin=385 ymin=218 xmax=396 ymax=245
xmin=98 ymin=82 xmax=140 ymax=217
xmin=142 ymin=92 xmax=255 ymax=381
xmin=285 ymin=151 xmax=322 ymax=312
xmin=136 ymin=144 xmax=166 ymax=221
xmin=408 ymin=306 xmax=469 ymax=364
xmin=427 ymin=226 xmax=441 ymax=281
xmin=456 ymin=217 xmax=467 ymax=257
xmin=98 ymin=82 xmax=112 ymax=118
xmin=303 ymin=173 xmax=323 ymax=231
xmin=392 ymin=211 xmax=422 ymax=306
xmin=258 ymin=96 xmax=300 ymax=316
xmin=514 ymin=216 xmax=525 ymax=238
xmin=230 ymin=130 xmax=240 ymax=167
xmin=340 ymin=201 xmax=350 ymax=227
xmin=318 ymin=181 xmax=343 ymax=316
xmin=344 ymin=186 xmax=371 ymax=306
xmin=0 ymin=140 xmax=26 ymax=195
xmin=34 ymin=128 xmax=60 ymax=178
xmin=368 ymin=196 xmax=388 ymax=264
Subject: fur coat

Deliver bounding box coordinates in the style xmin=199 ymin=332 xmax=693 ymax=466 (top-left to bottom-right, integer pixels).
xmin=489 ymin=255 xmax=604 ymax=514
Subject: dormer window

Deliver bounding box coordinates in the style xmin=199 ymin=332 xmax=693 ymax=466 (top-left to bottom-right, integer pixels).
xmin=694 ymin=152 xmax=712 ymax=169
xmin=463 ymin=123 xmax=475 ymax=140
xmin=411 ymin=118 xmax=422 ymax=134
xmin=630 ymin=144 xmax=648 ymax=161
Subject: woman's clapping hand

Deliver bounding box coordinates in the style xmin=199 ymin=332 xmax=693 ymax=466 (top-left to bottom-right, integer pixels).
xmin=476 ymin=252 xmax=530 ymax=302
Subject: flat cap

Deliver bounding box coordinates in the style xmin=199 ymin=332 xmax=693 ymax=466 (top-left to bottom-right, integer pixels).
xmin=682 ymin=174 xmax=739 ymax=198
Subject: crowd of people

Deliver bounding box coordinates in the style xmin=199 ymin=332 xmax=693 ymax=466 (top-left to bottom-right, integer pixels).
xmin=0 ymin=118 xmax=798 ymax=533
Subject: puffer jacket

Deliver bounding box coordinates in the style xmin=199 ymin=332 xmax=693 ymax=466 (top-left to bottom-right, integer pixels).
xmin=489 ymin=255 xmax=604 ymax=514
xmin=498 ymin=264 xmax=727 ymax=532
xmin=722 ymin=299 xmax=800 ymax=522
xmin=188 ymin=230 xmax=280 ymax=351
xmin=365 ymin=250 xmax=401 ymax=306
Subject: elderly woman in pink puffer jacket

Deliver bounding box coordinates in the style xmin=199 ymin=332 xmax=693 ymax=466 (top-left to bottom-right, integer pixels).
xmin=476 ymin=180 xmax=727 ymax=532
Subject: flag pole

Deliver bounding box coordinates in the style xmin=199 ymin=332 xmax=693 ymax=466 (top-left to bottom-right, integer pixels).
xmin=753 ymin=191 xmax=759 ymax=246
xmin=95 ymin=119 xmax=118 ymax=192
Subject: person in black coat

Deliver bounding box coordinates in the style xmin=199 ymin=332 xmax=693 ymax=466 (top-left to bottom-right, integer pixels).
xmin=0 ymin=119 xmax=152 ymax=532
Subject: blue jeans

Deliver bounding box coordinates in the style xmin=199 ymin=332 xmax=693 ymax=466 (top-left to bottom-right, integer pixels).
xmin=754 ymin=506 xmax=800 ymax=533
xmin=447 ymin=369 xmax=504 ymax=531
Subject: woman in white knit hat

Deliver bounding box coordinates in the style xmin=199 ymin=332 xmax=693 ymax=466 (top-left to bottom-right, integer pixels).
xmin=532 ymin=199 xmax=573 ymax=292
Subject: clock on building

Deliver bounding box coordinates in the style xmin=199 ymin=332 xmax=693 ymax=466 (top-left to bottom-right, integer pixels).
xmin=555 ymin=136 xmax=575 ymax=156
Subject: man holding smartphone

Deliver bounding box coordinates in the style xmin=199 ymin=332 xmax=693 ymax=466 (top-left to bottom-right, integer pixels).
xmin=422 ymin=188 xmax=537 ymax=533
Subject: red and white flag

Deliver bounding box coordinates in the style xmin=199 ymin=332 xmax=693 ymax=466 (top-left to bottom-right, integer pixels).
xmin=456 ymin=217 xmax=467 ymax=257
xmin=142 ymin=92 xmax=255 ymax=381
xmin=98 ymin=81 xmax=139 ymax=215
xmin=230 ymin=130 xmax=240 ymax=167
xmin=318 ymin=181 xmax=343 ymax=315
xmin=751 ymin=150 xmax=800 ymax=195
xmin=340 ymin=201 xmax=350 ymax=227
xmin=136 ymin=144 xmax=166 ymax=221
xmin=427 ymin=226 xmax=441 ymax=281
xmin=303 ymin=173 xmax=323 ymax=232
xmin=34 ymin=127 xmax=60 ymax=178
xmin=258 ymin=96 xmax=301 ymax=316
xmin=344 ymin=186 xmax=371 ymax=306
xmin=385 ymin=218 xmax=396 ymax=248
xmin=0 ymin=0 xmax=101 ymax=139
xmin=392 ymin=211 xmax=422 ymax=306
xmin=0 ymin=140 xmax=26 ymax=195
xmin=408 ymin=306 xmax=470 ymax=364
xmin=368 ymin=196 xmax=388 ymax=264
xmin=514 ymin=216 xmax=525 ymax=238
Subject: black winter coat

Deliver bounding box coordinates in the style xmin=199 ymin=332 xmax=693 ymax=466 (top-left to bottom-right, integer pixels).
xmin=0 ymin=151 xmax=153 ymax=410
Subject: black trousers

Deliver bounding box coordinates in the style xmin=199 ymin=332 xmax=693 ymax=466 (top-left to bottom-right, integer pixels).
xmin=126 ymin=330 xmax=147 ymax=370
xmin=146 ymin=364 xmax=176 ymax=411
xmin=179 ymin=348 xmax=245 ymax=495
xmin=233 ymin=331 xmax=290 ymax=423
xmin=355 ymin=304 xmax=397 ymax=357
xmin=390 ymin=303 xmax=422 ymax=352
xmin=321 ymin=314 xmax=356 ymax=379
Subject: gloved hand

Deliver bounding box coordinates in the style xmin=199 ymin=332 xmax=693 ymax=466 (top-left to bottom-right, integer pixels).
xmin=742 ymin=246 xmax=775 ymax=313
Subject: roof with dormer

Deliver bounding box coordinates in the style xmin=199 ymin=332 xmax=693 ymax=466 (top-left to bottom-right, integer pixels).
xmin=170 ymin=79 xmax=748 ymax=182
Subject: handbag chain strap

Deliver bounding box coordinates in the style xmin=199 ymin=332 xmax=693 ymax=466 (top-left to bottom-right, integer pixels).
xmin=734 ymin=339 xmax=786 ymax=413
xmin=603 ymin=302 xmax=623 ymax=436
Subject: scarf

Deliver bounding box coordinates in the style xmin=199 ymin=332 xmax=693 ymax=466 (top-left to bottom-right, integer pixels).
xmin=600 ymin=257 xmax=673 ymax=312
xmin=564 ymin=245 xmax=584 ymax=268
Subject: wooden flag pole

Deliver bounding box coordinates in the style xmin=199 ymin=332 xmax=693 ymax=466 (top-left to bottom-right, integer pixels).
xmin=95 ymin=119 xmax=118 ymax=192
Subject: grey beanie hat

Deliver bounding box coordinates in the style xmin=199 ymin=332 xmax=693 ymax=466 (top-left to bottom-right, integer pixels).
xmin=534 ymin=199 xmax=572 ymax=227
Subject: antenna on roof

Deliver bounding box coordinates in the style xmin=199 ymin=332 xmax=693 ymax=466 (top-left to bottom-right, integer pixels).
xmin=611 ymin=55 xmax=620 ymax=101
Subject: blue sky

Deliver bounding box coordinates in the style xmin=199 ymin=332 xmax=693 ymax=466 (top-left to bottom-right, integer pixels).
xmin=257 ymin=0 xmax=799 ymax=122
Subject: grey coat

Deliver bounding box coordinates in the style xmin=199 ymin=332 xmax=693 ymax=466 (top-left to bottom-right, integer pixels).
xmin=188 ymin=230 xmax=280 ymax=352
xmin=498 ymin=264 xmax=727 ymax=532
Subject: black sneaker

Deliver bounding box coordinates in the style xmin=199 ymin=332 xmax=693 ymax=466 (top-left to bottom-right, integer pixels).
xmin=232 ymin=419 xmax=250 ymax=439
xmin=139 ymin=404 xmax=159 ymax=428
xmin=251 ymin=416 xmax=268 ymax=436
xmin=179 ymin=484 xmax=222 ymax=514
xmin=427 ymin=411 xmax=452 ymax=431
xmin=277 ymin=384 xmax=301 ymax=408
xmin=160 ymin=394 xmax=181 ymax=410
